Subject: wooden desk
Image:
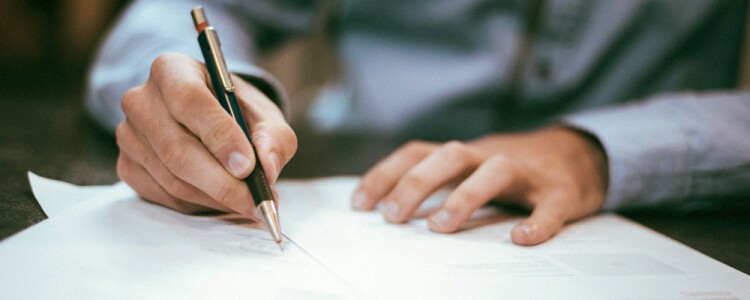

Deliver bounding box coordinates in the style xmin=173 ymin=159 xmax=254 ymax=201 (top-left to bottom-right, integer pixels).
xmin=1 ymin=90 xmax=748 ymax=275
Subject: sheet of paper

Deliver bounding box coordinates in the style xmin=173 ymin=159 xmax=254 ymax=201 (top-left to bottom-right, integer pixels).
xmin=1 ymin=179 xmax=355 ymax=299
xmin=27 ymin=171 xmax=121 ymax=218
xmin=1 ymin=175 xmax=748 ymax=299
xmin=277 ymin=178 xmax=750 ymax=299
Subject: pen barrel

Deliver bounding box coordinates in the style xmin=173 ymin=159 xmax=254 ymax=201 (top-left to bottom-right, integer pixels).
xmin=197 ymin=30 xmax=275 ymax=207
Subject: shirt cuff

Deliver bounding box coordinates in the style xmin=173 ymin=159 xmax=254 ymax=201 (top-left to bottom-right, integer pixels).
xmin=561 ymin=97 xmax=691 ymax=210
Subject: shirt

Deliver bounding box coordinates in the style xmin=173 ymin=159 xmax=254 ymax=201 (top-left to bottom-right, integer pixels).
xmin=86 ymin=0 xmax=750 ymax=209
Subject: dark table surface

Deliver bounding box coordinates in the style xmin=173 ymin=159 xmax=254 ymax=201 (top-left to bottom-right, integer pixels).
xmin=1 ymin=88 xmax=748 ymax=275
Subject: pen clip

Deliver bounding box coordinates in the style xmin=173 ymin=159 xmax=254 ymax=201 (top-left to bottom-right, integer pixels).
xmin=204 ymin=29 xmax=235 ymax=92
xmin=191 ymin=7 xmax=235 ymax=93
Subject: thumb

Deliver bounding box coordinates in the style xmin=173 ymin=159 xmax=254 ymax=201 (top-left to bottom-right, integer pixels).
xmin=510 ymin=196 xmax=571 ymax=246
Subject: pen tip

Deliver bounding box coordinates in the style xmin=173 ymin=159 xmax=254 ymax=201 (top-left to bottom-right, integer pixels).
xmin=277 ymin=241 xmax=284 ymax=252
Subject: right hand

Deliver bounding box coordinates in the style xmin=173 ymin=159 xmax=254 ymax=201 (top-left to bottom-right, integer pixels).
xmin=116 ymin=53 xmax=297 ymax=217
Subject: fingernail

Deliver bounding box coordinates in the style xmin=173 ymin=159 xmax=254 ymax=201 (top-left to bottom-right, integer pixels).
xmin=384 ymin=201 xmax=400 ymax=221
xmin=269 ymin=152 xmax=281 ymax=181
xmin=430 ymin=210 xmax=453 ymax=229
xmin=228 ymin=151 xmax=251 ymax=177
xmin=352 ymin=191 xmax=369 ymax=209
xmin=516 ymin=224 xmax=535 ymax=238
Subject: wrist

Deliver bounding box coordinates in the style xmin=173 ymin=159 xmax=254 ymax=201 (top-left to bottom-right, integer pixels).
xmin=555 ymin=126 xmax=609 ymax=203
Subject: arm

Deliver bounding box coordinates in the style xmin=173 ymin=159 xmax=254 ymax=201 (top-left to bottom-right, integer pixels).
xmin=353 ymin=90 xmax=750 ymax=245
xmin=564 ymin=91 xmax=750 ymax=209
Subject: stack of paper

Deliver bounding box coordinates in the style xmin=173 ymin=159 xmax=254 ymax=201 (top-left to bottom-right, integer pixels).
xmin=0 ymin=173 xmax=747 ymax=299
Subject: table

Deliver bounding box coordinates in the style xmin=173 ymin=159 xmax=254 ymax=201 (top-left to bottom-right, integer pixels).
xmin=1 ymin=89 xmax=748 ymax=275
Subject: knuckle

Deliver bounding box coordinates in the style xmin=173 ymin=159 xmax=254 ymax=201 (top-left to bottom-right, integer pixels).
xmin=453 ymin=187 xmax=481 ymax=203
xmin=280 ymin=125 xmax=298 ymax=155
xmin=486 ymin=154 xmax=513 ymax=170
xmin=120 ymin=87 xmax=143 ymax=116
xmin=213 ymin=182 xmax=238 ymax=207
xmin=397 ymin=140 xmax=434 ymax=162
xmin=167 ymin=83 xmax=201 ymax=118
xmin=252 ymin=122 xmax=298 ymax=162
xmin=365 ymin=163 xmax=399 ymax=189
xmin=116 ymin=155 xmax=131 ymax=182
xmin=400 ymin=171 xmax=430 ymax=194
xmin=162 ymin=175 xmax=193 ymax=201
xmin=114 ymin=122 xmax=128 ymax=148
xmin=439 ymin=140 xmax=472 ymax=161
xmin=150 ymin=53 xmax=179 ymax=78
xmin=401 ymin=140 xmax=429 ymax=153
xmin=139 ymin=151 xmax=157 ymax=172
xmin=358 ymin=172 xmax=380 ymax=192
xmin=160 ymin=141 xmax=191 ymax=176
xmin=202 ymin=118 xmax=236 ymax=150
xmin=271 ymin=124 xmax=298 ymax=162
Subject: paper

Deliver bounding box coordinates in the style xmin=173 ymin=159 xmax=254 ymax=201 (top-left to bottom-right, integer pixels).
xmin=0 ymin=176 xmax=747 ymax=299
xmin=3 ymin=178 xmax=355 ymax=299
xmin=277 ymin=179 xmax=750 ymax=299
xmin=28 ymin=172 xmax=122 ymax=218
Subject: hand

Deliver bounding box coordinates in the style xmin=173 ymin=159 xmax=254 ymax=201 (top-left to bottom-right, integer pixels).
xmin=116 ymin=53 xmax=297 ymax=217
xmin=352 ymin=127 xmax=608 ymax=245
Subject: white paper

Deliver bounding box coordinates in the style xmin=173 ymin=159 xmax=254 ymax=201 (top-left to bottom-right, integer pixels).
xmin=28 ymin=171 xmax=122 ymax=217
xmin=1 ymin=175 xmax=747 ymax=299
xmin=276 ymin=178 xmax=750 ymax=299
xmin=2 ymin=179 xmax=355 ymax=299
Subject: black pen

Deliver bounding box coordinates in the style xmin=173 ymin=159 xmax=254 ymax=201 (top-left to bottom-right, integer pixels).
xmin=190 ymin=6 xmax=282 ymax=247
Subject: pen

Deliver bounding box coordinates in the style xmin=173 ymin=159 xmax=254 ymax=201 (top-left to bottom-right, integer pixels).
xmin=190 ymin=6 xmax=283 ymax=247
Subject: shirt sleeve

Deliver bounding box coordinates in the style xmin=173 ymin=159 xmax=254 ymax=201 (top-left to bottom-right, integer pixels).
xmin=563 ymin=91 xmax=750 ymax=210
xmin=85 ymin=0 xmax=311 ymax=132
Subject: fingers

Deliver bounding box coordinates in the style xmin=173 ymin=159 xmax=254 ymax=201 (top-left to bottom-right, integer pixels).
xmin=149 ymin=54 xmax=257 ymax=179
xmin=427 ymin=155 xmax=518 ymax=233
xmin=235 ymin=76 xmax=297 ymax=184
xmin=117 ymin=153 xmax=214 ymax=215
xmin=353 ymin=141 xmax=437 ymax=210
xmin=352 ymin=128 xmax=608 ymax=246
xmin=116 ymin=120 xmax=232 ymax=213
xmin=121 ymin=79 xmax=254 ymax=216
xmin=117 ymin=53 xmax=297 ymax=220
xmin=151 ymin=55 xmax=296 ymax=183
xmin=380 ymin=141 xmax=481 ymax=223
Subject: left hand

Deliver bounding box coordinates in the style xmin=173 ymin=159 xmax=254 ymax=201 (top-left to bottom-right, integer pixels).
xmin=351 ymin=127 xmax=609 ymax=246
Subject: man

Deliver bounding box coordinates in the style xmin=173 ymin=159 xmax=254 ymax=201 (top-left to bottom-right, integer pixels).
xmin=87 ymin=0 xmax=750 ymax=246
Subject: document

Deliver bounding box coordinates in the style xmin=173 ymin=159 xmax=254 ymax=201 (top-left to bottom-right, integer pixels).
xmin=28 ymin=172 xmax=120 ymax=217
xmin=0 ymin=175 xmax=748 ymax=299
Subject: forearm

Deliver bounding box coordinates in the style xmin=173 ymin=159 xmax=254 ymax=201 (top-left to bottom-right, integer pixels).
xmin=564 ymin=91 xmax=750 ymax=209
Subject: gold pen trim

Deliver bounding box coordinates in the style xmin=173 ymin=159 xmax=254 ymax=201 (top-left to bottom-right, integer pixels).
xmin=258 ymin=200 xmax=282 ymax=244
xmin=204 ymin=29 xmax=235 ymax=93
xmin=191 ymin=6 xmax=234 ymax=93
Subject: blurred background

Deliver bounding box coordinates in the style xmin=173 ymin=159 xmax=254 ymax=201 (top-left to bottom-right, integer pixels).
xmin=0 ymin=0 xmax=127 ymax=238
xmin=0 ymin=0 xmax=127 ymax=188
xmin=0 ymin=0 xmax=127 ymax=95
xmin=0 ymin=0 xmax=333 ymax=116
